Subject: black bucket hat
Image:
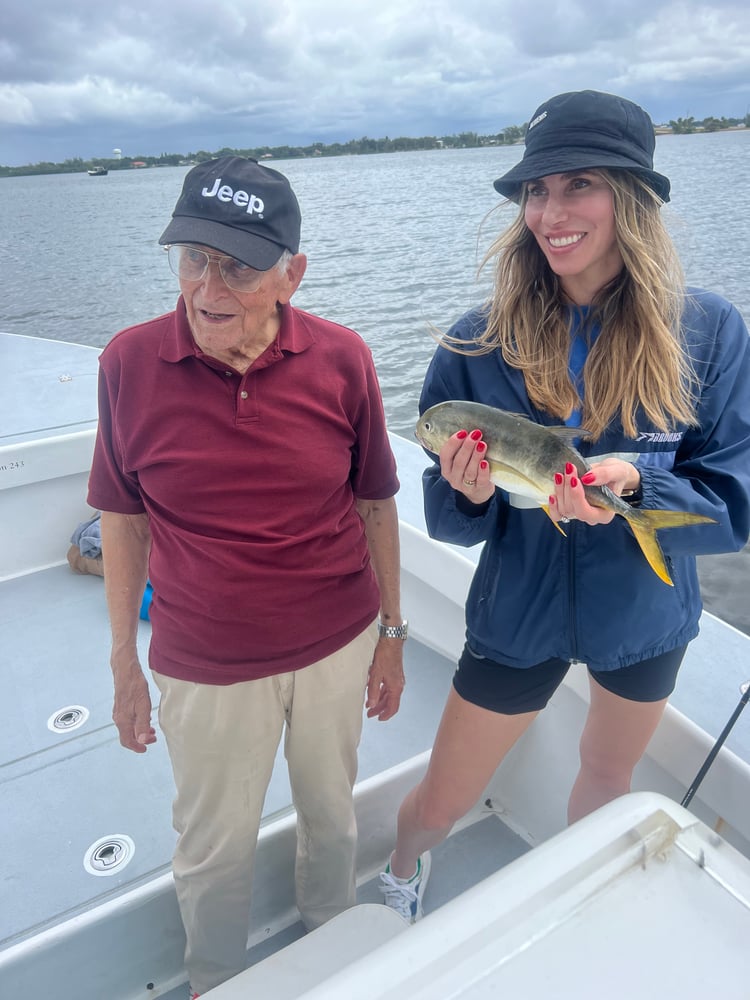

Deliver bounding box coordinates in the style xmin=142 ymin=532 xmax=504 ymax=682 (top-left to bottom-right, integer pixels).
xmin=494 ymin=90 xmax=671 ymax=203
xmin=159 ymin=156 xmax=301 ymax=270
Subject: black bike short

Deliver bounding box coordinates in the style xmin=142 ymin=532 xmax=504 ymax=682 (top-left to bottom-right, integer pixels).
xmin=453 ymin=643 xmax=687 ymax=715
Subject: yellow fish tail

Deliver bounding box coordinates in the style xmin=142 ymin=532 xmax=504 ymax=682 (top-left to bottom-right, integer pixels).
xmin=625 ymin=509 xmax=717 ymax=587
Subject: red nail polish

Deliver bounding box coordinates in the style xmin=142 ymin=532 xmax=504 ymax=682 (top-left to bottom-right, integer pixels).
xmin=549 ymin=495 xmax=556 ymax=506
xmin=565 ymin=462 xmax=575 ymax=475
xmin=480 ymin=460 xmax=488 ymax=470
xmin=581 ymin=471 xmax=595 ymax=484
xmin=470 ymin=429 xmax=482 ymax=441
xmin=554 ymin=473 xmax=563 ymax=486
xmin=570 ymin=477 xmax=578 ymax=489
xmin=456 ymin=430 xmax=468 ymax=440
xmin=476 ymin=441 xmax=487 ymax=453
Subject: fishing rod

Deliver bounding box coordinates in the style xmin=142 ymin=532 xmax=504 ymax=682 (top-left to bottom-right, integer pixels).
xmin=681 ymin=680 xmax=750 ymax=808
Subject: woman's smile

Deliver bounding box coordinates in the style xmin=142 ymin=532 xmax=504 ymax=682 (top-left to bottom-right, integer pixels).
xmin=524 ymin=172 xmax=622 ymax=304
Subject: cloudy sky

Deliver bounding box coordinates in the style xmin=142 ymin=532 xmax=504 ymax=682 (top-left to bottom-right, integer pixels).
xmin=1 ymin=0 xmax=748 ymax=166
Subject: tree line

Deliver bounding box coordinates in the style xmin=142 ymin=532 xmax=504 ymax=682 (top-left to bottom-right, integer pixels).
xmin=2 ymin=115 xmax=747 ymax=178
xmin=667 ymin=115 xmax=747 ymax=133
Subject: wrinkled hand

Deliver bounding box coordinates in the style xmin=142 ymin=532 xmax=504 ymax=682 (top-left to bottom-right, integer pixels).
xmin=439 ymin=429 xmax=494 ymax=504
xmin=366 ymin=640 xmax=405 ymax=721
xmin=548 ymin=459 xmax=641 ymax=527
xmin=111 ymin=651 xmax=157 ymax=752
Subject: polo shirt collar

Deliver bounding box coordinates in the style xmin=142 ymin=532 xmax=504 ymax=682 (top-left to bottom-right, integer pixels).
xmin=159 ymin=298 xmax=315 ymax=364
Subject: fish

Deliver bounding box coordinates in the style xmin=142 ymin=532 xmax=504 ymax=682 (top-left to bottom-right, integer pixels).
xmin=415 ymin=400 xmax=716 ymax=586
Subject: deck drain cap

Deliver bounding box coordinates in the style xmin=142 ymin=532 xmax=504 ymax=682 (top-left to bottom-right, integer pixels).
xmin=84 ymin=835 xmax=136 ymax=876
xmin=47 ymin=705 xmax=90 ymax=733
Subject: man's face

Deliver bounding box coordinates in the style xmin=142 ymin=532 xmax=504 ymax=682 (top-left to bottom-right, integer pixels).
xmin=179 ymin=245 xmax=306 ymax=361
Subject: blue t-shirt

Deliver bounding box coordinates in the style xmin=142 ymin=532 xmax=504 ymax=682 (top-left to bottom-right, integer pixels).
xmin=566 ymin=306 xmax=599 ymax=430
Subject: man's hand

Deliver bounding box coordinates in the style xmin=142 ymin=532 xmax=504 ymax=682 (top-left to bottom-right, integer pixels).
xmin=365 ymin=640 xmax=405 ymax=721
xmin=111 ymin=653 xmax=157 ymax=752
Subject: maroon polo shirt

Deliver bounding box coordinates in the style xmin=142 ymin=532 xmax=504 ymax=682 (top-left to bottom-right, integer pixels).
xmin=88 ymin=299 xmax=399 ymax=683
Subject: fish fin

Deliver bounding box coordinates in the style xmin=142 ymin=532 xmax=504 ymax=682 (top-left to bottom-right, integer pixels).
xmin=546 ymin=425 xmax=592 ymax=443
xmin=541 ymin=505 xmax=568 ymax=536
xmin=623 ymin=509 xmax=717 ymax=586
xmin=488 ymin=459 xmax=545 ymax=495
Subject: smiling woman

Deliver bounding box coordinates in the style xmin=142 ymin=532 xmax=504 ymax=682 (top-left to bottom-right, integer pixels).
xmin=522 ymin=171 xmax=621 ymax=305
xmin=474 ymin=92 xmax=693 ymax=443
xmin=379 ymin=89 xmax=750 ymax=926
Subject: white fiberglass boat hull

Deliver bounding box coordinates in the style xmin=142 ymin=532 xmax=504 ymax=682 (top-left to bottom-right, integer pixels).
xmin=2 ymin=331 xmax=749 ymax=999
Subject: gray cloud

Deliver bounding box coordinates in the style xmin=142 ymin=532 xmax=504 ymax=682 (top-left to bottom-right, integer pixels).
xmin=1 ymin=0 xmax=748 ymax=165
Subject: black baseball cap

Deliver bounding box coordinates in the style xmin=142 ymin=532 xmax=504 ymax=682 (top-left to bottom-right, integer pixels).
xmin=494 ymin=90 xmax=671 ymax=203
xmin=159 ymin=156 xmax=301 ymax=269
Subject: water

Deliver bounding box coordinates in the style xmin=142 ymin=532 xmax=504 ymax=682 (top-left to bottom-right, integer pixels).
xmin=2 ymin=133 xmax=749 ymax=632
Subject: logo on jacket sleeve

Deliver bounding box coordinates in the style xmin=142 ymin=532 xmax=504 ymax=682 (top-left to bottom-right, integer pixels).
xmin=636 ymin=431 xmax=682 ymax=443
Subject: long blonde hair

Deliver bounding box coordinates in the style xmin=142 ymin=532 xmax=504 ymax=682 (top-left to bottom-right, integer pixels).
xmin=449 ymin=169 xmax=697 ymax=440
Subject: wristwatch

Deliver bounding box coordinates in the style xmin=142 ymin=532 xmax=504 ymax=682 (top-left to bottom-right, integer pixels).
xmin=621 ymin=484 xmax=643 ymax=506
xmin=378 ymin=619 xmax=408 ymax=640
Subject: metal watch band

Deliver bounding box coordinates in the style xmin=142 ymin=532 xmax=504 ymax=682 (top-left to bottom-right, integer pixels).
xmin=377 ymin=620 xmax=408 ymax=640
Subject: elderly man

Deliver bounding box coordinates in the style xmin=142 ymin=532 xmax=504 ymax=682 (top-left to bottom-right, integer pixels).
xmin=88 ymin=156 xmax=406 ymax=997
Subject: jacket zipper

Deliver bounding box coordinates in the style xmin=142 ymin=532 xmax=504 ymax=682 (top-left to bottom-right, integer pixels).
xmin=567 ymin=521 xmax=579 ymax=661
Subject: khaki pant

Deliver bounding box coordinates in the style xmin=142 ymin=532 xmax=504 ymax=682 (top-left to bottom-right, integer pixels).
xmin=153 ymin=621 xmax=377 ymax=995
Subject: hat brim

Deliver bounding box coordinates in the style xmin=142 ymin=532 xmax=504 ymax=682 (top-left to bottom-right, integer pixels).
xmin=493 ymin=148 xmax=671 ymax=203
xmin=158 ymin=217 xmax=286 ymax=270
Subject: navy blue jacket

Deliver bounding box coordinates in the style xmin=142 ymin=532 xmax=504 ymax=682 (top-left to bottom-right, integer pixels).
xmin=420 ymin=290 xmax=750 ymax=670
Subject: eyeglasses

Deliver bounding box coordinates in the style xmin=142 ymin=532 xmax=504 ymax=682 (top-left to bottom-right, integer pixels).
xmin=165 ymin=244 xmax=265 ymax=293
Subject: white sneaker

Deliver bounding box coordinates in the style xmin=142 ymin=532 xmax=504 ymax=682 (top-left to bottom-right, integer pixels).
xmin=379 ymin=852 xmax=432 ymax=923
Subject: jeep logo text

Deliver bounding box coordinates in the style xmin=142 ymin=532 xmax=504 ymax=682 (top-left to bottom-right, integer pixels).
xmin=202 ymin=178 xmax=264 ymax=216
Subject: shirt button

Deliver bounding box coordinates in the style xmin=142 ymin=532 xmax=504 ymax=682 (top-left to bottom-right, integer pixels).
xmin=240 ymin=390 xmax=248 ymax=399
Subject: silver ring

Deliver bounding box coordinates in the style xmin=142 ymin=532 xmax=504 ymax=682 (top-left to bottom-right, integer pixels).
xmin=560 ymin=516 xmax=570 ymax=524
xmin=463 ymin=479 xmax=477 ymax=487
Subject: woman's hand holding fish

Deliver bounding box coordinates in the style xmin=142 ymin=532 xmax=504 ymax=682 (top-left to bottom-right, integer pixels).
xmin=549 ymin=459 xmax=641 ymax=526
xmin=440 ymin=429 xmax=495 ymax=503
xmin=581 ymin=458 xmax=642 ymax=498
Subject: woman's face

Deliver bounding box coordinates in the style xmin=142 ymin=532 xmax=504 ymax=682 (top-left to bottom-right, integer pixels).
xmin=523 ymin=171 xmax=623 ymax=305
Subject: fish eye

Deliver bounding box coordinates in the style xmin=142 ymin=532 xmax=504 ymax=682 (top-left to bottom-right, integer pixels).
xmin=423 ymin=421 xmax=431 ymax=432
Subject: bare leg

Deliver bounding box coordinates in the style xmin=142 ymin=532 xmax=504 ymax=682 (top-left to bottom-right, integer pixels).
xmin=390 ymin=686 xmax=538 ymax=878
xmin=567 ymin=676 xmax=668 ymax=824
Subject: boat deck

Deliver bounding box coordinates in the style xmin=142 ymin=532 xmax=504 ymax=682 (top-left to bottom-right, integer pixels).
xmin=3 ymin=554 xmax=749 ymax=959
xmin=3 ymin=332 xmax=750 ymax=998
xmin=154 ymin=815 xmax=529 ymax=1000
xmin=1 ymin=561 xmax=456 ymax=948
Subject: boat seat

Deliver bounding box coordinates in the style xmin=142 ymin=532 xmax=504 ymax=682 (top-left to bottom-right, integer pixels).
xmin=201 ymin=903 xmax=408 ymax=998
